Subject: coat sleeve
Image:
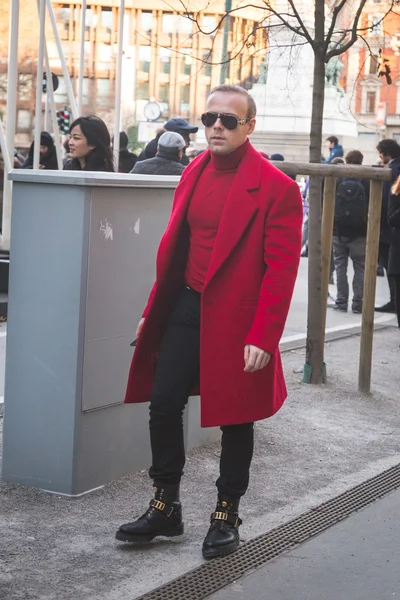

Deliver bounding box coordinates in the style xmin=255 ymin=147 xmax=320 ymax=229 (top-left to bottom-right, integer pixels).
xmin=388 ymin=193 xmax=400 ymax=228
xmin=245 ymin=181 xmax=303 ymax=354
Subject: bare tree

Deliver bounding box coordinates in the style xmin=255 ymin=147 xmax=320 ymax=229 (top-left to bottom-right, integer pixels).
xmin=179 ymin=0 xmax=397 ymax=383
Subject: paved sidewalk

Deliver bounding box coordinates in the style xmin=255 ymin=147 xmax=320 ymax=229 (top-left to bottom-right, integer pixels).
xmin=209 ymin=487 xmax=400 ymax=600
xmin=0 ymin=327 xmax=399 ymax=600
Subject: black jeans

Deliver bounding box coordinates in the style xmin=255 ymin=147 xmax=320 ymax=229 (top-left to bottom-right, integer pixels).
xmin=149 ymin=287 xmax=254 ymax=498
xmin=379 ymin=242 xmax=396 ymax=304
xmin=395 ymin=277 xmax=400 ymax=328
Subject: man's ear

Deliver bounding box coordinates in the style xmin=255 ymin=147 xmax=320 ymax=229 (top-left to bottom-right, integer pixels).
xmin=247 ymin=118 xmax=256 ymax=135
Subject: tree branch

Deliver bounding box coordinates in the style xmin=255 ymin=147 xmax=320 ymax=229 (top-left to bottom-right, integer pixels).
xmin=323 ymin=0 xmax=348 ymax=53
xmin=326 ymin=0 xmax=368 ymax=60
xmin=285 ymin=0 xmax=315 ymax=46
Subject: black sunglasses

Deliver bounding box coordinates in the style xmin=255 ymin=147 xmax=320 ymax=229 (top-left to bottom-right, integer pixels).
xmin=201 ymin=112 xmax=251 ymax=131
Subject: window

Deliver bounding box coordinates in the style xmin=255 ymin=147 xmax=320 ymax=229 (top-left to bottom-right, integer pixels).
xmin=98 ymin=44 xmax=112 ymax=69
xmin=85 ymin=8 xmax=96 ymax=32
xmin=56 ymin=6 xmax=71 ymax=32
xmin=202 ymin=16 xmax=217 ymax=35
xmin=139 ymin=46 xmax=151 ymax=73
xmin=176 ymin=14 xmax=193 ymax=35
xmin=0 ymin=74 xmax=7 ymax=100
xmin=369 ymin=55 xmax=378 ymax=75
xmin=17 ymin=109 xmax=31 ymax=130
xmin=158 ymin=83 xmax=169 ymax=103
xmin=366 ymin=91 xmax=376 ymax=113
xmin=162 ymin=14 xmax=176 ymax=34
xmin=136 ymin=81 xmax=149 ymax=100
xmin=202 ymin=50 xmax=212 ymax=77
xmin=160 ymin=48 xmax=171 ymax=74
xmin=101 ymin=8 xmax=112 ymax=33
xmin=369 ymin=15 xmax=382 ymax=35
xmin=97 ymin=78 xmax=111 ymax=106
xmin=181 ymin=50 xmax=192 ymax=76
xmin=81 ymin=77 xmax=90 ymax=104
xmin=18 ymin=74 xmax=32 ymax=101
xmin=141 ymin=11 xmax=153 ymax=34
xmin=180 ymin=83 xmax=190 ymax=115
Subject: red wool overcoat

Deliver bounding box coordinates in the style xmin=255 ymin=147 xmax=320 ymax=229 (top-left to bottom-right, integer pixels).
xmin=124 ymin=143 xmax=303 ymax=427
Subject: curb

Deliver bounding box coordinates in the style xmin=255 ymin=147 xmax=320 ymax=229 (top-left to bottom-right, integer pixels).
xmin=279 ymin=321 xmax=395 ymax=354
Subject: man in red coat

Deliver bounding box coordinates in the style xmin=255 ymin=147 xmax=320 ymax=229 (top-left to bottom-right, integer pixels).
xmin=116 ymin=85 xmax=303 ymax=559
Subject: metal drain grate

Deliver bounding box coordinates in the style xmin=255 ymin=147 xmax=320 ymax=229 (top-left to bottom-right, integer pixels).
xmin=137 ymin=462 xmax=400 ymax=600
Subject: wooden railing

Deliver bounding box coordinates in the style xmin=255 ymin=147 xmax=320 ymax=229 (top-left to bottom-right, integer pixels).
xmin=270 ymin=161 xmax=392 ymax=394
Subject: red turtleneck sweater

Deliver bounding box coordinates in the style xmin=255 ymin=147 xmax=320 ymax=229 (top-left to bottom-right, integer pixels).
xmin=185 ymin=139 xmax=249 ymax=292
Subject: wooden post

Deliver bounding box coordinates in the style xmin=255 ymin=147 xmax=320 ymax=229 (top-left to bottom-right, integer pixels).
xmin=321 ymin=177 xmax=336 ymax=340
xmin=358 ymin=179 xmax=383 ymax=393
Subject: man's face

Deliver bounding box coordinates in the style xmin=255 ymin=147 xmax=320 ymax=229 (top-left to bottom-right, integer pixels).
xmin=204 ymin=92 xmax=256 ymax=155
xmin=177 ymin=131 xmax=190 ymax=147
xmin=327 ymin=141 xmax=334 ymax=150
xmin=379 ymin=152 xmax=390 ymax=165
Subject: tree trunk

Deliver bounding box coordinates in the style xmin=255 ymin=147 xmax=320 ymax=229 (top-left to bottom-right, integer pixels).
xmin=305 ymin=0 xmax=326 ymax=383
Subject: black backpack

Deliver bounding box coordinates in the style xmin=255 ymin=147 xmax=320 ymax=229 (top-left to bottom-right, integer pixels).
xmin=334 ymin=179 xmax=366 ymax=236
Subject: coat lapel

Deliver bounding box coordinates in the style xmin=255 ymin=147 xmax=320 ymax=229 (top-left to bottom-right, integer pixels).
xmin=203 ymin=144 xmax=262 ymax=290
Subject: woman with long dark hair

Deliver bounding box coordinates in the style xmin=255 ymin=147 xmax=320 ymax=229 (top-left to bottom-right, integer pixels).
xmin=23 ymin=132 xmax=58 ymax=170
xmin=64 ymin=116 xmax=114 ymax=172
xmin=388 ymin=175 xmax=400 ymax=329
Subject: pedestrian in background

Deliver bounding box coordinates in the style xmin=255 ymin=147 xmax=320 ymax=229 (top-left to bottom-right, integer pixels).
xmin=22 ymin=132 xmax=58 ymax=170
xmin=330 ymin=150 xmax=369 ymax=313
xmin=64 ymin=116 xmax=114 ymax=172
xmin=324 ymin=136 xmax=344 ymax=163
xmin=270 ymin=153 xmax=297 ymax=181
xmin=375 ymin=139 xmax=400 ymax=313
xmin=137 ymin=128 xmax=166 ymax=162
xmin=115 ymin=131 xmax=138 ymax=173
xmin=164 ymin=117 xmax=199 ymax=166
xmin=388 ymin=175 xmax=400 ymax=328
xmin=131 ymin=132 xmax=186 ymax=176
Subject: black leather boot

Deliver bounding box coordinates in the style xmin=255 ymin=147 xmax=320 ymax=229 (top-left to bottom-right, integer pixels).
xmin=202 ymin=495 xmax=242 ymax=559
xmin=116 ymin=485 xmax=183 ymax=543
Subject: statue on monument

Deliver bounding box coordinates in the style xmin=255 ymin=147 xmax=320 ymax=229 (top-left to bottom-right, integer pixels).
xmin=325 ymin=45 xmax=345 ymax=95
xmin=257 ymin=56 xmax=269 ymax=84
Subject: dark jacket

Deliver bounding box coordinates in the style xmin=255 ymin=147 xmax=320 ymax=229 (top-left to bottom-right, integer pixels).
xmin=138 ymin=136 xmax=189 ymax=166
xmin=118 ymin=148 xmax=138 ymax=173
xmin=388 ymin=191 xmax=400 ymax=276
xmin=333 ymin=178 xmax=370 ymax=239
xmin=138 ymin=137 xmax=159 ymax=161
xmin=23 ymin=132 xmax=58 ymax=170
xmin=63 ymin=153 xmax=114 ymax=172
xmin=325 ymin=144 xmax=344 ymax=164
xmin=380 ymin=157 xmax=400 ymax=245
xmin=131 ymin=152 xmax=185 ymax=176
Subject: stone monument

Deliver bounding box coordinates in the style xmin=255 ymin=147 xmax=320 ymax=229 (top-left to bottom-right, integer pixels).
xmin=249 ymin=9 xmax=358 ymax=160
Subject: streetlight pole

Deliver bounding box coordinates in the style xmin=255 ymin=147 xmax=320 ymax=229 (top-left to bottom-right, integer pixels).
xmin=219 ymin=0 xmax=232 ymax=84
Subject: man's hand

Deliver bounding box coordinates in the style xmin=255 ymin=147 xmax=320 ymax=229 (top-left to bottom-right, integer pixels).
xmin=244 ymin=345 xmax=271 ymax=372
xmin=136 ymin=318 xmax=145 ymax=338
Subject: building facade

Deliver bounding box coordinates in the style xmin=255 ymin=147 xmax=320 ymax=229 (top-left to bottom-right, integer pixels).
xmin=343 ymin=1 xmax=400 ymax=162
xmin=0 ymin=0 xmax=267 ymax=146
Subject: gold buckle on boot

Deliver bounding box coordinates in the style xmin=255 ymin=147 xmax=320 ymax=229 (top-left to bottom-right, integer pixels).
xmin=213 ymin=511 xmax=228 ymax=521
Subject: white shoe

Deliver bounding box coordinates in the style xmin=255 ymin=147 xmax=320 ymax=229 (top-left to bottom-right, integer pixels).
xmin=327 ymin=294 xmax=336 ymax=307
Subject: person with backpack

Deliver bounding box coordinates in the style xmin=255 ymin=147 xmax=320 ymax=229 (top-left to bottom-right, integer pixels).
xmin=331 ymin=150 xmax=369 ymax=313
